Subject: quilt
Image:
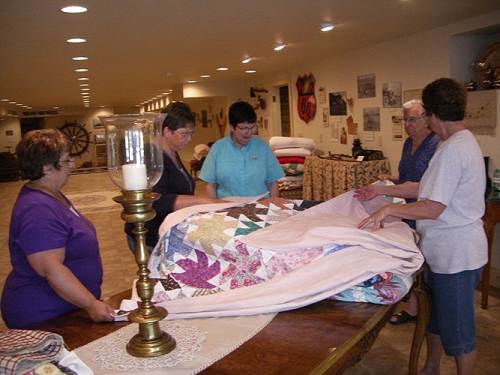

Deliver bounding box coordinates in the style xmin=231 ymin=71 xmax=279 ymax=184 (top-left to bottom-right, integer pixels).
xmin=145 ymin=192 xmax=422 ymax=319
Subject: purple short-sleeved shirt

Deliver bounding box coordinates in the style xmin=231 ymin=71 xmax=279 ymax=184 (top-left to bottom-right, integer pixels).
xmin=1 ymin=186 xmax=103 ymax=328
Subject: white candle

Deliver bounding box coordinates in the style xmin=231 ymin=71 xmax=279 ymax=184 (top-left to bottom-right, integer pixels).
xmin=122 ymin=163 xmax=148 ymax=190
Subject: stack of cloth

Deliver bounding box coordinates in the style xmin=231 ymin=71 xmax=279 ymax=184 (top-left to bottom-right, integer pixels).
xmin=0 ymin=330 xmax=92 ymax=375
xmin=269 ymin=136 xmax=315 ymax=193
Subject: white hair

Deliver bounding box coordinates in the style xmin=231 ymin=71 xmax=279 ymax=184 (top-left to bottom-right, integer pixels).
xmin=403 ymin=99 xmax=423 ymax=110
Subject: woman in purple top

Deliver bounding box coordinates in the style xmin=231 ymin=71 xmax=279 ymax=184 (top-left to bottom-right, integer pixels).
xmin=1 ymin=129 xmax=114 ymax=328
xmin=379 ymin=99 xmax=439 ymax=325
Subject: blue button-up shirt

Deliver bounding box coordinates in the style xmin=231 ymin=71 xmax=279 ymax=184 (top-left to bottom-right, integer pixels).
xmin=199 ymin=135 xmax=284 ymax=198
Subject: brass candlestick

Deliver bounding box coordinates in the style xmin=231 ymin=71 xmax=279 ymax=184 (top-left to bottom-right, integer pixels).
xmin=114 ymin=189 xmax=176 ymax=357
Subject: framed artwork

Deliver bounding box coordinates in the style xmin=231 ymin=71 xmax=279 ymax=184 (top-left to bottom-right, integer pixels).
xmin=391 ymin=115 xmax=404 ymax=141
xmin=5 ymin=130 xmax=14 ymax=136
xmin=322 ymin=107 xmax=329 ymax=127
xmin=357 ymin=74 xmax=376 ymax=98
xmin=363 ymin=107 xmax=380 ymax=131
xmin=403 ymin=88 xmax=422 ymax=103
xmin=318 ymin=86 xmax=327 ymax=104
xmin=329 ymin=91 xmax=347 ymax=116
xmin=382 ymin=82 xmax=402 ymax=108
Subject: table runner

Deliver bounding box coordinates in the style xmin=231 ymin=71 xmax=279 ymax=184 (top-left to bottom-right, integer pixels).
xmin=75 ymin=313 xmax=275 ymax=375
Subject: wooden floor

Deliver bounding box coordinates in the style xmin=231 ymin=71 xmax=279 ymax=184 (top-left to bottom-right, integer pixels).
xmin=1 ymin=171 xmax=500 ymax=374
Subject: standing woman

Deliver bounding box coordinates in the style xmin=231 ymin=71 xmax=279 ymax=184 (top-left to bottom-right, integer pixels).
xmin=200 ymin=101 xmax=284 ymax=198
xmin=126 ymin=101 xmax=223 ymax=251
xmin=1 ymin=129 xmax=114 ymax=328
xmin=356 ymin=78 xmax=487 ymax=374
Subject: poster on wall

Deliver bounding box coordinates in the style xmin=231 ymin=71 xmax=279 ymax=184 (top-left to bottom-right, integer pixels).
xmin=403 ymin=88 xmax=422 ymax=103
xmin=322 ymin=107 xmax=329 ymax=127
xmin=340 ymin=127 xmax=347 ymax=144
xmin=296 ymin=73 xmax=317 ymax=123
xmin=331 ymin=118 xmax=339 ymax=142
xmin=391 ymin=115 xmax=404 ymax=141
xmin=346 ymin=115 xmax=358 ymax=135
xmin=363 ymin=107 xmax=380 ymax=131
xmin=329 ymin=91 xmax=347 ymax=116
xmin=357 ymin=73 xmax=376 ymax=98
xmin=382 ymin=82 xmax=402 ymax=108
xmin=318 ymin=86 xmax=327 ymax=104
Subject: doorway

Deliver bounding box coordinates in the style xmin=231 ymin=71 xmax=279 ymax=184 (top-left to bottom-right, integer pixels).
xmin=278 ymin=85 xmax=291 ymax=137
xmin=20 ymin=117 xmax=44 ymax=135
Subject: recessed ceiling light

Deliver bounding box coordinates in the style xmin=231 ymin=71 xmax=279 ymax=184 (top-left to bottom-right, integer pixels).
xmin=161 ymin=92 xmax=170 ymax=95
xmin=273 ymin=43 xmax=287 ymax=51
xmin=216 ymin=67 xmax=229 ymax=71
xmin=16 ymin=103 xmax=23 ymax=106
xmin=242 ymin=58 xmax=251 ymax=64
xmin=200 ymin=74 xmax=211 ymax=78
xmin=61 ymin=6 xmax=87 ymax=14
xmin=67 ymin=38 xmax=86 ymax=43
xmin=187 ymin=80 xmax=198 ymax=83
xmin=53 ymin=106 xmax=60 ymax=109
xmin=9 ymin=101 xmax=16 ymax=104
xmin=81 ymin=88 xmax=90 ymax=91
xmin=320 ymin=23 xmax=335 ymax=32
xmin=72 ymin=56 xmax=88 ymax=61
xmin=245 ymin=70 xmax=257 ymax=74
xmin=75 ymin=68 xmax=88 ymax=72
xmin=78 ymin=77 xmax=89 ymax=81
xmin=80 ymin=83 xmax=89 ymax=86
xmin=0 ymin=98 xmax=9 ymax=102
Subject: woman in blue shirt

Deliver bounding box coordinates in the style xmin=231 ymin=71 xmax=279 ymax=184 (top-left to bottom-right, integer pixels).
xmin=200 ymin=101 xmax=284 ymax=199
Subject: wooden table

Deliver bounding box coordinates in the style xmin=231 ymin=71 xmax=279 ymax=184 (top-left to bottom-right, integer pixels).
xmin=302 ymin=156 xmax=391 ymax=201
xmin=30 ymin=288 xmax=427 ymax=375
xmin=481 ymin=190 xmax=500 ymax=309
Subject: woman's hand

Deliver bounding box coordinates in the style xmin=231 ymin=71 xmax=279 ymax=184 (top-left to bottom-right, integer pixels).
xmin=354 ymin=184 xmax=379 ymax=201
xmin=86 ymin=299 xmax=115 ymax=322
xmin=358 ymin=205 xmax=391 ymax=230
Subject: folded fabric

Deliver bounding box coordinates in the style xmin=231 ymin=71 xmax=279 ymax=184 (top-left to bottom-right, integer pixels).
xmin=277 ymin=156 xmax=305 ymax=164
xmin=281 ymin=163 xmax=304 ymax=176
xmin=274 ymin=147 xmax=311 ymax=157
xmin=193 ymin=144 xmax=210 ymax=160
xmin=0 ymin=330 xmax=64 ymax=375
xmin=269 ymin=136 xmax=315 ymax=151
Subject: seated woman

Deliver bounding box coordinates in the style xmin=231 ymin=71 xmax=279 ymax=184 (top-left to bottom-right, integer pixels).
xmin=199 ymin=101 xmax=284 ymax=199
xmin=126 ymin=101 xmax=224 ymax=252
xmin=1 ymin=129 xmax=114 ymax=328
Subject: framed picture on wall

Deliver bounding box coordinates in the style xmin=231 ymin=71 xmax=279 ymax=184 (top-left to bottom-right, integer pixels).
xmin=329 ymin=91 xmax=347 ymax=116
xmin=357 ymin=74 xmax=376 ymax=98
xmin=201 ymin=110 xmax=208 ymax=128
xmin=363 ymin=107 xmax=380 ymax=131
xmin=382 ymin=81 xmax=402 ymax=108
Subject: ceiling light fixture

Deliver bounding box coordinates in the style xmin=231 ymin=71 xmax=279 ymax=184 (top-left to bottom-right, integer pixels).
xmin=216 ymin=67 xmax=229 ymax=71
xmin=273 ymin=43 xmax=287 ymax=51
xmin=80 ymin=83 xmax=89 ymax=86
xmin=200 ymin=74 xmax=211 ymax=78
xmin=245 ymin=70 xmax=257 ymax=74
xmin=61 ymin=6 xmax=88 ymax=14
xmin=81 ymin=88 xmax=90 ymax=91
xmin=187 ymin=80 xmax=198 ymax=83
xmin=9 ymin=101 xmax=16 ymax=104
xmin=72 ymin=56 xmax=88 ymax=61
xmin=320 ymin=23 xmax=335 ymax=32
xmin=75 ymin=68 xmax=88 ymax=72
xmin=1 ymin=98 xmax=9 ymax=102
xmin=53 ymin=106 xmax=59 ymax=109
xmin=242 ymin=58 xmax=251 ymax=64
xmin=78 ymin=77 xmax=89 ymax=81
xmin=67 ymin=38 xmax=86 ymax=43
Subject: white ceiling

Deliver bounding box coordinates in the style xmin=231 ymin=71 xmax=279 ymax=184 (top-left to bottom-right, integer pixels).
xmin=1 ymin=0 xmax=500 ymax=110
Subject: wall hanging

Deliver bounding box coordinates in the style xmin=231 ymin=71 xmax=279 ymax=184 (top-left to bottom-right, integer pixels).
xmin=296 ymin=73 xmax=317 ymax=123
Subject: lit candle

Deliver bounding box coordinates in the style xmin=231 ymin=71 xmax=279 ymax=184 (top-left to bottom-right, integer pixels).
xmin=122 ymin=163 xmax=148 ymax=190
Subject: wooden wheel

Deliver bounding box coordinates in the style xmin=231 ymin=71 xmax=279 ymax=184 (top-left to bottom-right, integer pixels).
xmin=59 ymin=122 xmax=90 ymax=156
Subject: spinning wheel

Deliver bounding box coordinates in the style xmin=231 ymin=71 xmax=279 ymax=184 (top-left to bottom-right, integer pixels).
xmin=59 ymin=122 xmax=91 ymax=156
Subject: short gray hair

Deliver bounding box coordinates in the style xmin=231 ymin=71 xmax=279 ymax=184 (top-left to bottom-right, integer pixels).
xmin=402 ymin=99 xmax=423 ymax=110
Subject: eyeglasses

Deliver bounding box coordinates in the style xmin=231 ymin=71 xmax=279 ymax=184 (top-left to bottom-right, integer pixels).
xmin=175 ymin=129 xmax=195 ymax=137
xmin=403 ymin=113 xmax=426 ymax=123
xmin=236 ymin=124 xmax=256 ymax=132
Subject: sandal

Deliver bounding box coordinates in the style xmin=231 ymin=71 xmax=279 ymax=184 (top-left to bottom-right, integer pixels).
xmin=389 ymin=310 xmax=417 ymax=325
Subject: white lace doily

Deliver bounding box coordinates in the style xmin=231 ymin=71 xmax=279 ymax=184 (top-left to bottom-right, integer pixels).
xmin=82 ymin=321 xmax=205 ymax=371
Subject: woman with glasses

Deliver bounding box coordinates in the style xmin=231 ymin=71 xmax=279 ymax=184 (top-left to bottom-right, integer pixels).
xmin=199 ymin=101 xmax=284 ymax=199
xmin=1 ymin=129 xmax=114 ymax=328
xmin=379 ymin=99 xmax=439 ymax=325
xmin=126 ymin=101 xmax=223 ymax=253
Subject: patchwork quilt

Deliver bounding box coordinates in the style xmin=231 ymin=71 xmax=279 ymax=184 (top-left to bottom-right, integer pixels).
xmin=148 ymin=197 xmax=413 ymax=307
